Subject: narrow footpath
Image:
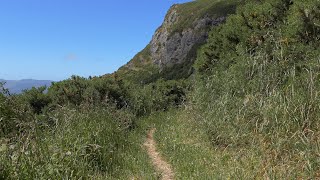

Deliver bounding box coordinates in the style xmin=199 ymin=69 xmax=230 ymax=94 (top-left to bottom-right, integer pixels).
xmin=144 ymin=128 xmax=175 ymax=180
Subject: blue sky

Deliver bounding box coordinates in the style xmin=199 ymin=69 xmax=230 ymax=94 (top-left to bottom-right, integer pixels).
xmin=0 ymin=0 xmax=192 ymax=81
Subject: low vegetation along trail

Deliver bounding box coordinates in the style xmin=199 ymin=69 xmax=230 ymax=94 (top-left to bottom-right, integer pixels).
xmin=144 ymin=128 xmax=175 ymax=180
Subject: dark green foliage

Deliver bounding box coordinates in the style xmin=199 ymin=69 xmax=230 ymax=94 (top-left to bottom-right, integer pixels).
xmin=0 ymin=83 xmax=16 ymax=137
xmin=116 ymin=64 xmax=160 ymax=85
xmin=45 ymin=72 xmax=189 ymax=117
xmin=0 ymin=83 xmax=34 ymax=137
xmin=126 ymin=79 xmax=190 ymax=116
xmin=48 ymin=75 xmax=91 ymax=106
xmin=21 ymin=86 xmax=52 ymax=114
xmin=195 ymin=0 xmax=294 ymax=75
xmin=48 ymin=75 xmax=128 ymax=108
xmin=156 ymin=61 xmax=194 ymax=80
xmin=284 ymin=0 xmax=320 ymax=45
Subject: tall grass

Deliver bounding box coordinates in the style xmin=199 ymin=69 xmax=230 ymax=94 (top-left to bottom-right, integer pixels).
xmin=191 ymin=50 xmax=320 ymax=178
xmin=138 ymin=51 xmax=320 ymax=178
xmin=0 ymin=106 xmax=156 ymax=179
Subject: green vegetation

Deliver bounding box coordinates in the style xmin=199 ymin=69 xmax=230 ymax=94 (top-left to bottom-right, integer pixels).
xmin=1 ymin=0 xmax=320 ymax=179
xmin=0 ymin=106 xmax=157 ymax=179
xmin=192 ymin=0 xmax=320 ymax=178
xmin=0 ymin=73 xmax=188 ymax=179
xmin=142 ymin=110 xmax=263 ymax=179
xmin=169 ymin=0 xmax=238 ymax=36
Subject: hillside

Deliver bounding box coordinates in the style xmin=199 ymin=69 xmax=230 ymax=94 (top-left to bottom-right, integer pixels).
xmin=115 ymin=0 xmax=239 ymax=83
xmin=1 ymin=0 xmax=320 ymax=179
xmin=0 ymin=79 xmax=53 ymax=94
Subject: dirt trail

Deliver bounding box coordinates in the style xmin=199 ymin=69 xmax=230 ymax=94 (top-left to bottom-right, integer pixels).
xmin=144 ymin=128 xmax=175 ymax=180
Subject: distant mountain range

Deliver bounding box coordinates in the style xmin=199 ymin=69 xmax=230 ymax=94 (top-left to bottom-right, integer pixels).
xmin=0 ymin=79 xmax=53 ymax=94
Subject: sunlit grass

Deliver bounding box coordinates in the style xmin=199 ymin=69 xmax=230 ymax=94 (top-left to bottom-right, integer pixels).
xmin=0 ymin=107 xmax=156 ymax=179
xmin=139 ymin=102 xmax=320 ymax=179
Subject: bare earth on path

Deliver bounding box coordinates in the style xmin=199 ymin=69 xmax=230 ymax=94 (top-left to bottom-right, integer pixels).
xmin=144 ymin=128 xmax=175 ymax=180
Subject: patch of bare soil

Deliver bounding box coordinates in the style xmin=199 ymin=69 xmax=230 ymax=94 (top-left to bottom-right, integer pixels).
xmin=144 ymin=128 xmax=174 ymax=180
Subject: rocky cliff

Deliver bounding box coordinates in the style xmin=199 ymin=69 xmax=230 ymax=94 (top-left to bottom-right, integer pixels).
xmin=120 ymin=0 xmax=237 ymax=81
xmin=150 ymin=5 xmax=226 ymax=68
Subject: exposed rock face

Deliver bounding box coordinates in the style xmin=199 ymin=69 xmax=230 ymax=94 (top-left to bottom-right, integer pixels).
xmin=150 ymin=5 xmax=226 ymax=68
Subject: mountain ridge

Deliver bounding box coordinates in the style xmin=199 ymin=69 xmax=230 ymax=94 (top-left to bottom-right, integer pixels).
xmin=0 ymin=79 xmax=53 ymax=94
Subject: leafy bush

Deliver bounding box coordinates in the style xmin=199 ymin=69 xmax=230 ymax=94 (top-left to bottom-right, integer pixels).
xmin=20 ymin=86 xmax=52 ymax=114
xmin=0 ymin=83 xmax=16 ymax=137
xmin=0 ymin=83 xmax=34 ymax=137
xmin=47 ymin=75 xmax=128 ymax=109
xmin=127 ymin=79 xmax=190 ymax=116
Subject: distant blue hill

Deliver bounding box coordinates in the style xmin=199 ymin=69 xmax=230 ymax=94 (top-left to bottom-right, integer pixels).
xmin=0 ymin=79 xmax=53 ymax=94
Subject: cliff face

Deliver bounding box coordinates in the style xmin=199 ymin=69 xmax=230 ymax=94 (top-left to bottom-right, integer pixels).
xmin=121 ymin=0 xmax=238 ymax=81
xmin=150 ymin=5 xmax=226 ymax=68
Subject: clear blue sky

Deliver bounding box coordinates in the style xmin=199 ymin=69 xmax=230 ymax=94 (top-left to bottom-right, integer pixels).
xmin=0 ymin=0 xmax=192 ymax=81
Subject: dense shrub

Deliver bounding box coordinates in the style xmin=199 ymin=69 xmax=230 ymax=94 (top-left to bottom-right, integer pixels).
xmin=0 ymin=83 xmax=16 ymax=137
xmin=126 ymin=79 xmax=190 ymax=116
xmin=0 ymin=83 xmax=34 ymax=137
xmin=47 ymin=75 xmax=128 ymax=108
xmin=20 ymin=86 xmax=52 ymax=114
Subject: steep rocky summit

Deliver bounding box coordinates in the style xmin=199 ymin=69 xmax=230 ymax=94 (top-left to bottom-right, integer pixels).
xmin=125 ymin=0 xmax=237 ymax=71
xmin=150 ymin=5 xmax=225 ymax=68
